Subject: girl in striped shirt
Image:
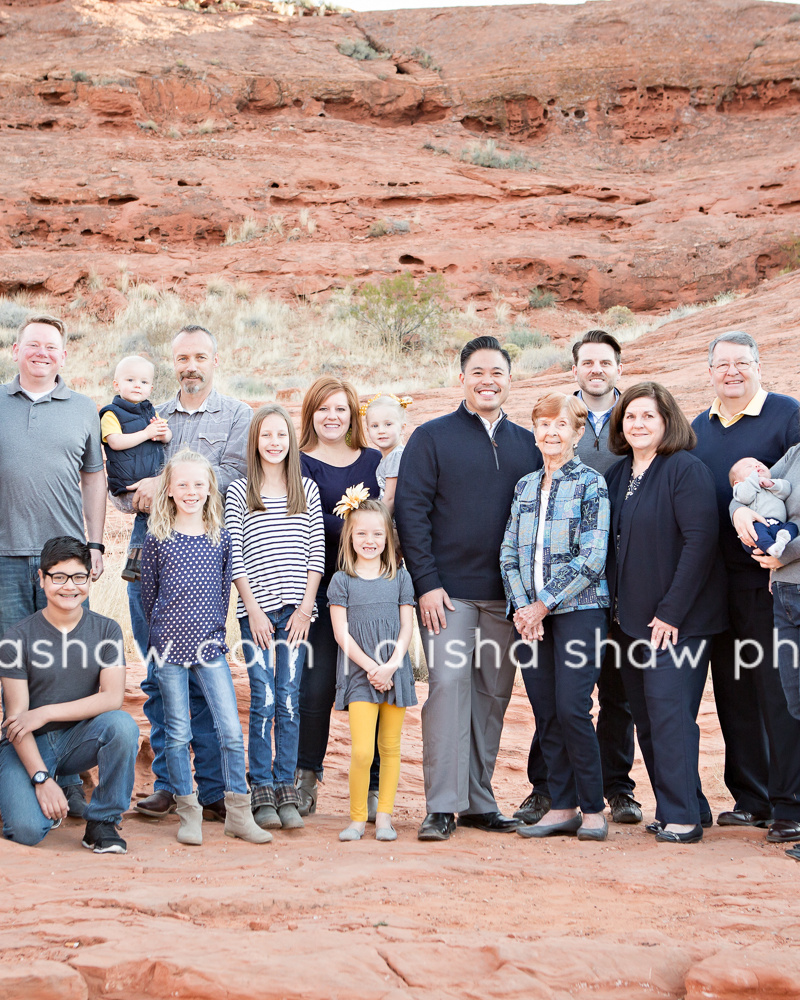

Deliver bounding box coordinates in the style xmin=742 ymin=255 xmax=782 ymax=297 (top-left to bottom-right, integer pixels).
xmin=225 ymin=405 xmax=325 ymax=831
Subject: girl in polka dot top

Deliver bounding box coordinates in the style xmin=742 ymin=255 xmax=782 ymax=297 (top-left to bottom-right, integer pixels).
xmin=141 ymin=448 xmax=270 ymax=847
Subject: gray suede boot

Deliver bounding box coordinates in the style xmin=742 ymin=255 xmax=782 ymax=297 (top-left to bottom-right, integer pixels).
xmin=224 ymin=792 xmax=273 ymax=843
xmin=295 ymin=769 xmax=318 ymax=817
xmin=175 ymin=792 xmax=203 ymax=846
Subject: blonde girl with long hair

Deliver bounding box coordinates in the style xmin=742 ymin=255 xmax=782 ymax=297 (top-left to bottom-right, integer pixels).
xmin=328 ymin=498 xmax=416 ymax=842
xmin=140 ymin=449 xmax=270 ymax=847
xmin=225 ymin=405 xmax=325 ymax=831
xmin=295 ymin=376 xmax=382 ymax=816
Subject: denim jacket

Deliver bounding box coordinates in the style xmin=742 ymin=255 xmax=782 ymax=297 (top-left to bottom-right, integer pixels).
xmin=500 ymin=457 xmax=610 ymax=615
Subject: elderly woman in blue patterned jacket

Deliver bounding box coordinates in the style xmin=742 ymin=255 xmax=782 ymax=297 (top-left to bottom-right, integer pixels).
xmin=501 ymin=391 xmax=611 ymax=842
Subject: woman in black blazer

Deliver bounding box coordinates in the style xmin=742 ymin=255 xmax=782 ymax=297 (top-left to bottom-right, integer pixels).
xmin=605 ymin=383 xmax=726 ymax=844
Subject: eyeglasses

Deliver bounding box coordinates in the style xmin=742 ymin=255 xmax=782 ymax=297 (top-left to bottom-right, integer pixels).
xmin=712 ymin=360 xmax=755 ymax=374
xmin=45 ymin=571 xmax=90 ymax=586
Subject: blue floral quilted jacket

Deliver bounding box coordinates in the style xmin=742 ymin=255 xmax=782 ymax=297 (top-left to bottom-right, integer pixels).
xmin=500 ymin=457 xmax=610 ymax=615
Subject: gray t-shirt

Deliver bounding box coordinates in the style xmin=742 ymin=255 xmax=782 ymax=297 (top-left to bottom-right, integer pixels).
xmin=0 ymin=609 xmax=125 ymax=735
xmin=0 ymin=376 xmax=104 ymax=556
xmin=376 ymin=444 xmax=404 ymax=496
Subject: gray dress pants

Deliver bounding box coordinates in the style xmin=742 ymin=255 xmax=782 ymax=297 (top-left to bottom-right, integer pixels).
xmin=420 ymin=598 xmax=517 ymax=814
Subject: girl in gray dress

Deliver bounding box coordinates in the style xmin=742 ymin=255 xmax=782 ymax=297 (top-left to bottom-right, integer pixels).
xmin=328 ymin=497 xmax=416 ymax=842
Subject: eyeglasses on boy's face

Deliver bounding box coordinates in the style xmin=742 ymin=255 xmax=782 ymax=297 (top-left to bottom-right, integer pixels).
xmin=45 ymin=571 xmax=90 ymax=586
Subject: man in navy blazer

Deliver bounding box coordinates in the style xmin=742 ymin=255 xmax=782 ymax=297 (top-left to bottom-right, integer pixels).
xmin=692 ymin=330 xmax=800 ymax=844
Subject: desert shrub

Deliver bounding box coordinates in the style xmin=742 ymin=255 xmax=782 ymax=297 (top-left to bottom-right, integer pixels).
xmin=226 ymin=375 xmax=275 ymax=398
xmin=225 ymin=217 xmax=261 ymax=244
xmin=351 ymin=272 xmax=448 ymax=352
xmin=0 ymin=298 xmax=29 ymax=331
xmin=368 ymin=219 xmax=410 ymax=238
xmin=460 ymin=140 xmax=537 ymax=172
xmin=136 ymin=120 xmax=159 ymax=132
xmin=411 ymin=47 xmax=441 ymax=71
xmin=604 ymin=304 xmax=635 ymax=326
xmin=0 ymin=355 xmax=16 ymax=382
xmin=337 ymin=38 xmax=387 ymax=60
xmin=517 ymin=344 xmax=572 ymax=373
xmin=501 ymin=343 xmax=522 ymax=362
xmin=505 ymin=325 xmax=549 ymax=348
xmin=197 ymin=119 xmax=215 ymax=134
xmin=71 ymin=70 xmax=90 ymax=83
xmin=528 ymin=287 xmax=557 ymax=309
xmin=779 ymin=236 xmax=800 ymax=274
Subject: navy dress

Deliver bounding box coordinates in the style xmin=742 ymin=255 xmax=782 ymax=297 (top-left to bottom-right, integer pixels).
xmin=297 ymin=448 xmax=381 ymax=775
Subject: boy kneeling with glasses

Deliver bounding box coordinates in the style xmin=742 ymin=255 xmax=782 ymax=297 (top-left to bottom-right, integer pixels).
xmin=0 ymin=536 xmax=139 ymax=853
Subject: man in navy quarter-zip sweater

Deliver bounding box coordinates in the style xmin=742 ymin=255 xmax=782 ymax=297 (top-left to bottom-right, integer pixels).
xmin=692 ymin=330 xmax=800 ymax=844
xmin=395 ymin=336 xmax=542 ymax=841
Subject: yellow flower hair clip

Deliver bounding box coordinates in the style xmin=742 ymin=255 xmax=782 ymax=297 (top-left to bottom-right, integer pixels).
xmin=358 ymin=393 xmax=414 ymax=418
xmin=333 ymin=483 xmax=371 ymax=519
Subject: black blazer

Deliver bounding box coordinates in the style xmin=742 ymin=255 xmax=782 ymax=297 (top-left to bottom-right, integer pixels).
xmin=605 ymin=450 xmax=727 ymax=640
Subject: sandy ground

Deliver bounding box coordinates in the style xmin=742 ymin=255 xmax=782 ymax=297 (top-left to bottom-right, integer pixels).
xmin=2 ymin=663 xmax=800 ymax=1000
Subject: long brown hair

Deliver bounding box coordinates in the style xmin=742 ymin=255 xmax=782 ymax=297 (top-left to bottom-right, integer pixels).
xmin=338 ymin=499 xmax=398 ymax=579
xmin=299 ymin=376 xmax=367 ymax=452
xmin=148 ymin=449 xmax=224 ymax=545
xmin=245 ymin=404 xmax=306 ymax=516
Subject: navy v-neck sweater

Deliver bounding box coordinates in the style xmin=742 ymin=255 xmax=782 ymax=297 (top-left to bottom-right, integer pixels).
xmin=691 ymin=392 xmax=800 ymax=587
xmin=395 ymin=402 xmax=542 ymax=601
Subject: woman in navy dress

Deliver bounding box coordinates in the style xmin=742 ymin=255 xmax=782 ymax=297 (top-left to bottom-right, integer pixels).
xmin=295 ymin=376 xmax=381 ymax=814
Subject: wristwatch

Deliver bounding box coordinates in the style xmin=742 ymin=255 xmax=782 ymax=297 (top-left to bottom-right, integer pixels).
xmin=30 ymin=770 xmax=51 ymax=787
xmin=87 ymin=542 xmax=106 ymax=554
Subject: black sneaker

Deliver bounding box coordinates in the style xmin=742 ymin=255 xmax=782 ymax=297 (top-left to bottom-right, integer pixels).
xmin=513 ymin=791 xmax=552 ymax=825
xmin=608 ymin=793 xmax=643 ymax=824
xmin=62 ymin=783 xmax=87 ymax=818
xmin=82 ymin=820 xmax=127 ymax=854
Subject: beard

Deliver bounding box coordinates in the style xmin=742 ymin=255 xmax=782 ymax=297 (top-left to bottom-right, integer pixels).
xmin=180 ymin=371 xmax=205 ymax=394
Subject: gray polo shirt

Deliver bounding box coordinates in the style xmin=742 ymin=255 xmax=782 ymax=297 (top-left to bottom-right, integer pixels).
xmin=158 ymin=388 xmax=251 ymax=494
xmin=0 ymin=376 xmax=104 ymax=556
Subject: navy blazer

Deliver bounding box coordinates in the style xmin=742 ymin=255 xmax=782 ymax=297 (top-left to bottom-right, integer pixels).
xmin=605 ymin=450 xmax=727 ymax=640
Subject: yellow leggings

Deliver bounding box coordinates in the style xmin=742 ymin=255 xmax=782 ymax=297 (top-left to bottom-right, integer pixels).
xmin=347 ymin=701 xmax=406 ymax=822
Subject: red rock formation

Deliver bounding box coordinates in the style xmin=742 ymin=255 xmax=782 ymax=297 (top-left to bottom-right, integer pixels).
xmin=0 ymin=0 xmax=798 ymax=311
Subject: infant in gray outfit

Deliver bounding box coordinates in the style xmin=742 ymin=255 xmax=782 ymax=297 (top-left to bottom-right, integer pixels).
xmin=730 ymin=456 xmax=799 ymax=558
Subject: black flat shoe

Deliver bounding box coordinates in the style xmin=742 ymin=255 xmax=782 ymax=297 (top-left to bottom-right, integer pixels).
xmin=649 ymin=812 xmax=712 ymax=834
xmin=655 ymin=824 xmax=703 ymax=844
xmin=517 ymin=814 xmax=582 ymax=839
xmin=457 ymin=811 xmax=519 ymax=833
xmin=577 ymin=817 xmax=608 ymax=842
xmin=417 ymin=812 xmax=456 ymax=841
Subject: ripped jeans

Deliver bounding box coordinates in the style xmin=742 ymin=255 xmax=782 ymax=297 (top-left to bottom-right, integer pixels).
xmin=239 ymin=607 xmax=308 ymax=790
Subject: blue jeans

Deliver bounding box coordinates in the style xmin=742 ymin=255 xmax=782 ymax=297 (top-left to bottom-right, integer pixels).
xmin=156 ymin=656 xmax=248 ymax=797
xmin=0 ymin=711 xmax=140 ymax=846
xmin=130 ymin=514 xmax=224 ymax=804
xmin=773 ymin=582 xmax=800 ymax=721
xmin=240 ymin=607 xmax=307 ymax=789
xmin=0 ymin=554 xmax=84 ymax=790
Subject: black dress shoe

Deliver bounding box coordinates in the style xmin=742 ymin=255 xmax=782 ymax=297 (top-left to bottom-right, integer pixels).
xmin=767 ymin=819 xmax=800 ymax=843
xmin=655 ymin=824 xmax=703 ymax=844
xmin=717 ymin=809 xmax=771 ymax=828
xmin=514 ymin=791 xmax=552 ymax=825
xmin=786 ymin=844 xmax=800 ymax=861
xmin=608 ymin=793 xmax=642 ymax=825
xmin=418 ymin=812 xmax=456 ymax=841
xmin=457 ymin=811 xmax=520 ymax=833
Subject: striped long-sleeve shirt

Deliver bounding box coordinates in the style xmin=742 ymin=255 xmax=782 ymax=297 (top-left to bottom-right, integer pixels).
xmin=225 ymin=476 xmax=326 ymax=618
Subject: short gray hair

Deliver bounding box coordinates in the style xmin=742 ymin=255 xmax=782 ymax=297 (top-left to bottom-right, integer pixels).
xmin=172 ymin=324 xmax=218 ymax=353
xmin=708 ymin=331 xmax=759 ymax=366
